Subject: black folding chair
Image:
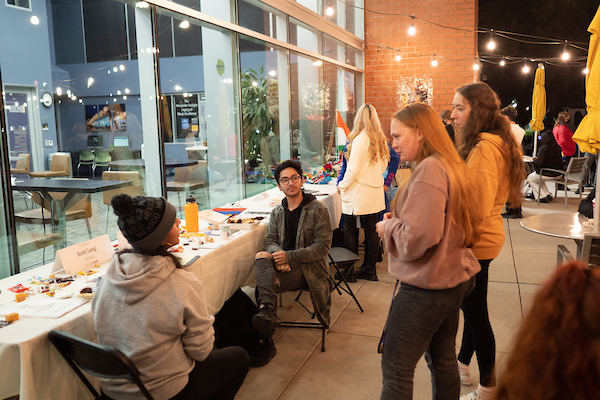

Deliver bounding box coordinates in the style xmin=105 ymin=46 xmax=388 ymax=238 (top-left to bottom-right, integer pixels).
xmin=328 ymin=246 xmax=364 ymax=312
xmin=48 ymin=330 xmax=154 ymax=400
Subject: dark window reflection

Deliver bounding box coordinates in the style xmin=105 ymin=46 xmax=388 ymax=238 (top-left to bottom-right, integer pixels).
xmin=82 ymin=0 xmax=128 ymax=62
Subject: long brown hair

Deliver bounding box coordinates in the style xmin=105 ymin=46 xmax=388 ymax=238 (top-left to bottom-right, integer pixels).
xmin=495 ymin=262 xmax=600 ymax=400
xmin=455 ymin=82 xmax=524 ymax=206
xmin=346 ymin=103 xmax=389 ymax=165
xmin=391 ymin=103 xmax=481 ymax=247
xmin=555 ymin=111 xmax=570 ymax=127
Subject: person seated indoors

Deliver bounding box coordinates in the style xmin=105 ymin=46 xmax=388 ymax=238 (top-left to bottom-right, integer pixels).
xmin=495 ymin=262 xmax=600 ymax=400
xmin=525 ymin=131 xmax=564 ymax=203
xmin=92 ymin=194 xmax=249 ymax=400
xmin=250 ymin=160 xmax=333 ymax=367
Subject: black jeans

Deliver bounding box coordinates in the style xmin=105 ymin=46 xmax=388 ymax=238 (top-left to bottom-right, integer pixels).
xmin=170 ymin=347 xmax=250 ymax=400
xmin=255 ymin=257 xmax=307 ymax=307
xmin=458 ymin=259 xmax=496 ymax=387
xmin=342 ymin=213 xmax=380 ymax=271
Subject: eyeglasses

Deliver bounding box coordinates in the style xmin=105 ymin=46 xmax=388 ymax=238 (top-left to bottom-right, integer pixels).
xmin=279 ymin=175 xmax=301 ymax=185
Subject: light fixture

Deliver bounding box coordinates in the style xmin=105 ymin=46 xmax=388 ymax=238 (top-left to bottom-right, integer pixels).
xmin=119 ymin=64 xmax=125 ymax=71
xmin=312 ymin=60 xmax=323 ymax=66
xmin=522 ymin=60 xmax=530 ymax=73
xmin=113 ymin=67 xmax=118 ymax=72
xmin=136 ymin=2 xmax=149 ymax=8
xmin=175 ymin=85 xmax=182 ymax=91
xmin=87 ymin=77 xmax=94 ymax=88
xmin=431 ymin=55 xmax=438 ymax=67
xmin=179 ymin=20 xmax=190 ymax=29
xmin=326 ymin=4 xmax=334 ymax=16
xmin=408 ymin=16 xmax=416 ymax=36
xmin=473 ymin=60 xmax=480 ymax=70
xmin=117 ymin=90 xmax=122 ymax=95
xmin=252 ymin=81 xmax=258 ymax=87
xmin=30 ymin=16 xmax=40 ymax=25
xmin=125 ymin=88 xmax=130 ymax=94
xmin=395 ymin=52 xmax=401 ymax=62
xmin=561 ymin=41 xmax=570 ymax=61
xmin=56 ymin=87 xmax=62 ymax=96
xmin=268 ymin=70 xmax=276 ymax=76
xmin=500 ymin=58 xmax=506 ymax=66
xmin=584 ymin=67 xmax=590 ymax=74
xmin=487 ymin=31 xmax=495 ymax=50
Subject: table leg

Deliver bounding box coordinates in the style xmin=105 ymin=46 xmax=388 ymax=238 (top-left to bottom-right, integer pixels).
xmin=575 ymin=239 xmax=583 ymax=258
xmin=50 ymin=199 xmax=67 ymax=250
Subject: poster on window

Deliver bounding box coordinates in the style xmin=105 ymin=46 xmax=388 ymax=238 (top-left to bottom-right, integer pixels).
xmin=175 ymin=94 xmax=199 ymax=140
xmin=112 ymin=104 xmax=127 ymax=131
xmin=397 ymin=76 xmax=433 ymax=108
xmin=86 ymin=105 xmax=112 ymax=131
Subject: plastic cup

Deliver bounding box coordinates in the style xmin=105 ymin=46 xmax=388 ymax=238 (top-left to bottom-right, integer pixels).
xmin=219 ymin=224 xmax=230 ymax=239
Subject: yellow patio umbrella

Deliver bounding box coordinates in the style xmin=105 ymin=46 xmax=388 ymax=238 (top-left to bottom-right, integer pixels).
xmin=530 ymin=64 xmax=546 ymax=131
xmin=573 ymin=6 xmax=600 ymax=154
xmin=572 ymin=6 xmax=600 ymax=229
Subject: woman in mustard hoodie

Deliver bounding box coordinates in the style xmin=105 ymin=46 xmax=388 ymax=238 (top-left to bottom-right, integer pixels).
xmin=451 ymin=83 xmax=524 ymax=400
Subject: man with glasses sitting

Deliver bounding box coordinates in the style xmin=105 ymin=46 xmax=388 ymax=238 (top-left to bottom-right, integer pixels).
xmin=250 ymin=160 xmax=333 ymax=367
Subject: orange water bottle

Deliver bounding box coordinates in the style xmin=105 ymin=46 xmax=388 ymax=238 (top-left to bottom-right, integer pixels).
xmin=185 ymin=196 xmax=199 ymax=232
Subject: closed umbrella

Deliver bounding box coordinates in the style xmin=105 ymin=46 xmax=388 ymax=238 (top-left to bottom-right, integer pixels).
xmin=529 ymin=64 xmax=546 ymax=155
xmin=572 ymin=6 xmax=600 ymax=228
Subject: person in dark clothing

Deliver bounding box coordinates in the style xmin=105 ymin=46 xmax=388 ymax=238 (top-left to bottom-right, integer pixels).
xmin=250 ymin=160 xmax=333 ymax=367
xmin=526 ymin=131 xmax=564 ymax=203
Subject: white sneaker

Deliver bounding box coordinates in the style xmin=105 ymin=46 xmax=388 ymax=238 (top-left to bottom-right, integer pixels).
xmin=460 ymin=370 xmax=472 ymax=386
xmin=460 ymin=389 xmax=479 ymax=400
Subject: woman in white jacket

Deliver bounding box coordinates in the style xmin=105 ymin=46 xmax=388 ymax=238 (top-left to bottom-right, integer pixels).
xmin=338 ymin=103 xmax=389 ymax=280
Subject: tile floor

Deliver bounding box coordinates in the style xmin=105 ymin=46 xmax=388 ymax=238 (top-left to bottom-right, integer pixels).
xmin=236 ymin=184 xmax=585 ymax=400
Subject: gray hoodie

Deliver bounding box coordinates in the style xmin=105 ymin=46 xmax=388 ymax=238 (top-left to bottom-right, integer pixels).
xmin=92 ymin=252 xmax=215 ymax=400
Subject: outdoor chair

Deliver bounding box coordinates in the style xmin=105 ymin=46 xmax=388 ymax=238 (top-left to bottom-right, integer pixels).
xmin=29 ymin=153 xmax=71 ymax=178
xmin=48 ymin=330 xmax=154 ymax=400
xmin=277 ymin=246 xmax=364 ymax=352
xmin=557 ymin=232 xmax=600 ymax=269
xmin=102 ymin=171 xmax=145 ymax=232
xmin=10 ymin=153 xmax=30 ymax=177
xmin=539 ymin=156 xmax=587 ymax=208
xmin=77 ymin=149 xmax=95 ymax=177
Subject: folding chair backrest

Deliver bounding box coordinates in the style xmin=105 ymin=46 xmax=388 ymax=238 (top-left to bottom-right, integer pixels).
xmin=48 ymin=330 xmax=154 ymax=400
xmin=16 ymin=153 xmax=31 ymax=172
xmin=581 ymin=233 xmax=600 ymax=269
xmin=566 ymin=157 xmax=587 ymax=181
xmin=32 ymin=178 xmax=92 ymax=218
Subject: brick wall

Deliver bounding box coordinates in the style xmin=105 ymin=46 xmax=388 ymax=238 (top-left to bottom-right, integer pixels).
xmin=365 ymin=0 xmax=479 ymax=132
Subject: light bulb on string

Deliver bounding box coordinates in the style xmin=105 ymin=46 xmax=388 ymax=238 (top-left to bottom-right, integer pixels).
xmin=522 ymin=60 xmax=530 ymax=73
xmin=561 ymin=41 xmax=570 ymax=61
xmin=487 ymin=31 xmax=495 ymax=51
xmin=500 ymin=58 xmax=506 ymax=66
xmin=408 ymin=16 xmax=416 ymax=36
xmin=326 ymin=4 xmax=334 ymax=16
xmin=431 ymin=55 xmax=438 ymax=67
xmin=473 ymin=59 xmax=480 ymax=70
xmin=584 ymin=67 xmax=590 ymax=74
xmin=395 ymin=52 xmax=401 ymax=62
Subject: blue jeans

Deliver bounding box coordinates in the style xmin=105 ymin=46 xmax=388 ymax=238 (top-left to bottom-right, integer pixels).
xmin=381 ymin=278 xmax=475 ymax=400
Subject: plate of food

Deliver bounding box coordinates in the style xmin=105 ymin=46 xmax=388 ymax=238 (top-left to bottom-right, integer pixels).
xmin=224 ymin=216 xmax=265 ymax=230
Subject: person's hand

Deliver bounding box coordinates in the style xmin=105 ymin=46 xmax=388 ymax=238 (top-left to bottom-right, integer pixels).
xmin=383 ymin=212 xmax=392 ymax=220
xmin=275 ymin=263 xmax=291 ymax=272
xmin=376 ymin=220 xmax=387 ymax=239
xmin=272 ymin=250 xmax=286 ymax=265
xmin=384 ymin=185 xmax=389 ymax=192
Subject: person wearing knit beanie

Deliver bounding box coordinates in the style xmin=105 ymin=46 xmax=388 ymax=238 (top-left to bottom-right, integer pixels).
xmin=111 ymin=194 xmax=178 ymax=253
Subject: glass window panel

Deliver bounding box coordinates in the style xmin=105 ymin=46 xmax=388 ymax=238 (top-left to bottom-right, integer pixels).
xmin=51 ymin=0 xmax=86 ymax=64
xmin=323 ymin=33 xmax=346 ymax=63
xmin=289 ymin=18 xmax=319 ymax=54
xmin=6 ymin=0 xmax=29 ymax=9
xmin=173 ymin=17 xmax=203 ymax=57
xmin=238 ymin=0 xmax=286 ymax=41
xmin=157 ymin=13 xmax=174 ymax=58
xmin=82 ymin=0 xmax=129 ymax=62
xmin=239 ymin=35 xmax=289 ymax=196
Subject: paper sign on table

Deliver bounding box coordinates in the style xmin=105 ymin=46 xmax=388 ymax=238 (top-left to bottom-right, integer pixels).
xmin=0 ymin=297 xmax=87 ymax=319
xmin=52 ymin=234 xmax=114 ymax=275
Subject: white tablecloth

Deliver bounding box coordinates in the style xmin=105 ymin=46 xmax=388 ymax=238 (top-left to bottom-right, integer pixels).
xmin=0 ymin=183 xmax=341 ymax=400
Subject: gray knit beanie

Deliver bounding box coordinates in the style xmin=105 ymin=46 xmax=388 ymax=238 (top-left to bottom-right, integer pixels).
xmin=111 ymin=194 xmax=176 ymax=253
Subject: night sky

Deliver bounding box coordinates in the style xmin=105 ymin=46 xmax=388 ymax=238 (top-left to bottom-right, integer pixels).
xmin=478 ymin=0 xmax=598 ymax=126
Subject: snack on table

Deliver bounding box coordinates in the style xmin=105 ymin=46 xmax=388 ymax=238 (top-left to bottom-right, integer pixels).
xmin=78 ymin=270 xmax=98 ymax=276
xmin=226 ymin=216 xmax=264 ymax=224
xmin=8 ymin=284 xmax=29 ymax=293
xmin=4 ymin=313 xmax=19 ymax=322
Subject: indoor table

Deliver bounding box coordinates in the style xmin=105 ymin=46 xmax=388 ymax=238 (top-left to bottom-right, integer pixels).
xmin=11 ymin=178 xmax=132 ymax=249
xmin=108 ymin=158 xmax=199 ymax=170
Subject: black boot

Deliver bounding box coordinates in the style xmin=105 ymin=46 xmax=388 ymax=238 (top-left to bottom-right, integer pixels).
xmin=250 ymin=338 xmax=276 ymax=367
xmin=357 ymin=233 xmax=379 ymax=281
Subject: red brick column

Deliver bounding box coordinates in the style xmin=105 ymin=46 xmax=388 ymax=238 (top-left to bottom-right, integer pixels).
xmin=365 ymin=0 xmax=479 ymax=132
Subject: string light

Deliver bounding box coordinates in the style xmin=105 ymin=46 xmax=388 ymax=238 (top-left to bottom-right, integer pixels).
xmin=584 ymin=67 xmax=589 ymax=74
xmin=561 ymin=40 xmax=570 ymax=61
xmin=395 ymin=52 xmax=401 ymax=62
xmin=408 ymin=16 xmax=416 ymax=36
xmin=473 ymin=58 xmax=480 ymax=70
xmin=431 ymin=54 xmax=438 ymax=67
xmin=522 ymin=60 xmax=530 ymax=73
xmin=487 ymin=30 xmax=495 ymax=50
xmin=500 ymin=58 xmax=506 ymax=66
xmin=326 ymin=4 xmax=334 ymax=16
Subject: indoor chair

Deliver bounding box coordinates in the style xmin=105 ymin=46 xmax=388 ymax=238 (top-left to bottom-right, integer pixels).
xmin=77 ymin=149 xmax=95 ymax=177
xmin=10 ymin=153 xmax=30 ymax=177
xmin=539 ymin=156 xmax=587 ymax=208
xmin=166 ymin=165 xmax=207 ymax=215
xmin=93 ymin=150 xmax=112 ymax=177
xmin=102 ymin=171 xmax=146 ymax=232
xmin=29 ymin=153 xmax=71 ymax=178
xmin=48 ymin=330 xmax=154 ymax=400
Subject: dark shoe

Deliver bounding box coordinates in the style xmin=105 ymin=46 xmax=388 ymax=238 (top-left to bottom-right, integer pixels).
xmin=250 ymin=338 xmax=276 ymax=367
xmin=525 ymin=192 xmax=535 ymax=200
xmin=539 ymin=195 xmax=552 ymax=203
xmin=515 ymin=211 xmax=523 ymax=218
xmin=356 ymin=269 xmax=379 ymax=281
xmin=501 ymin=212 xmax=517 ymax=219
xmin=252 ymin=303 xmax=281 ymax=334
